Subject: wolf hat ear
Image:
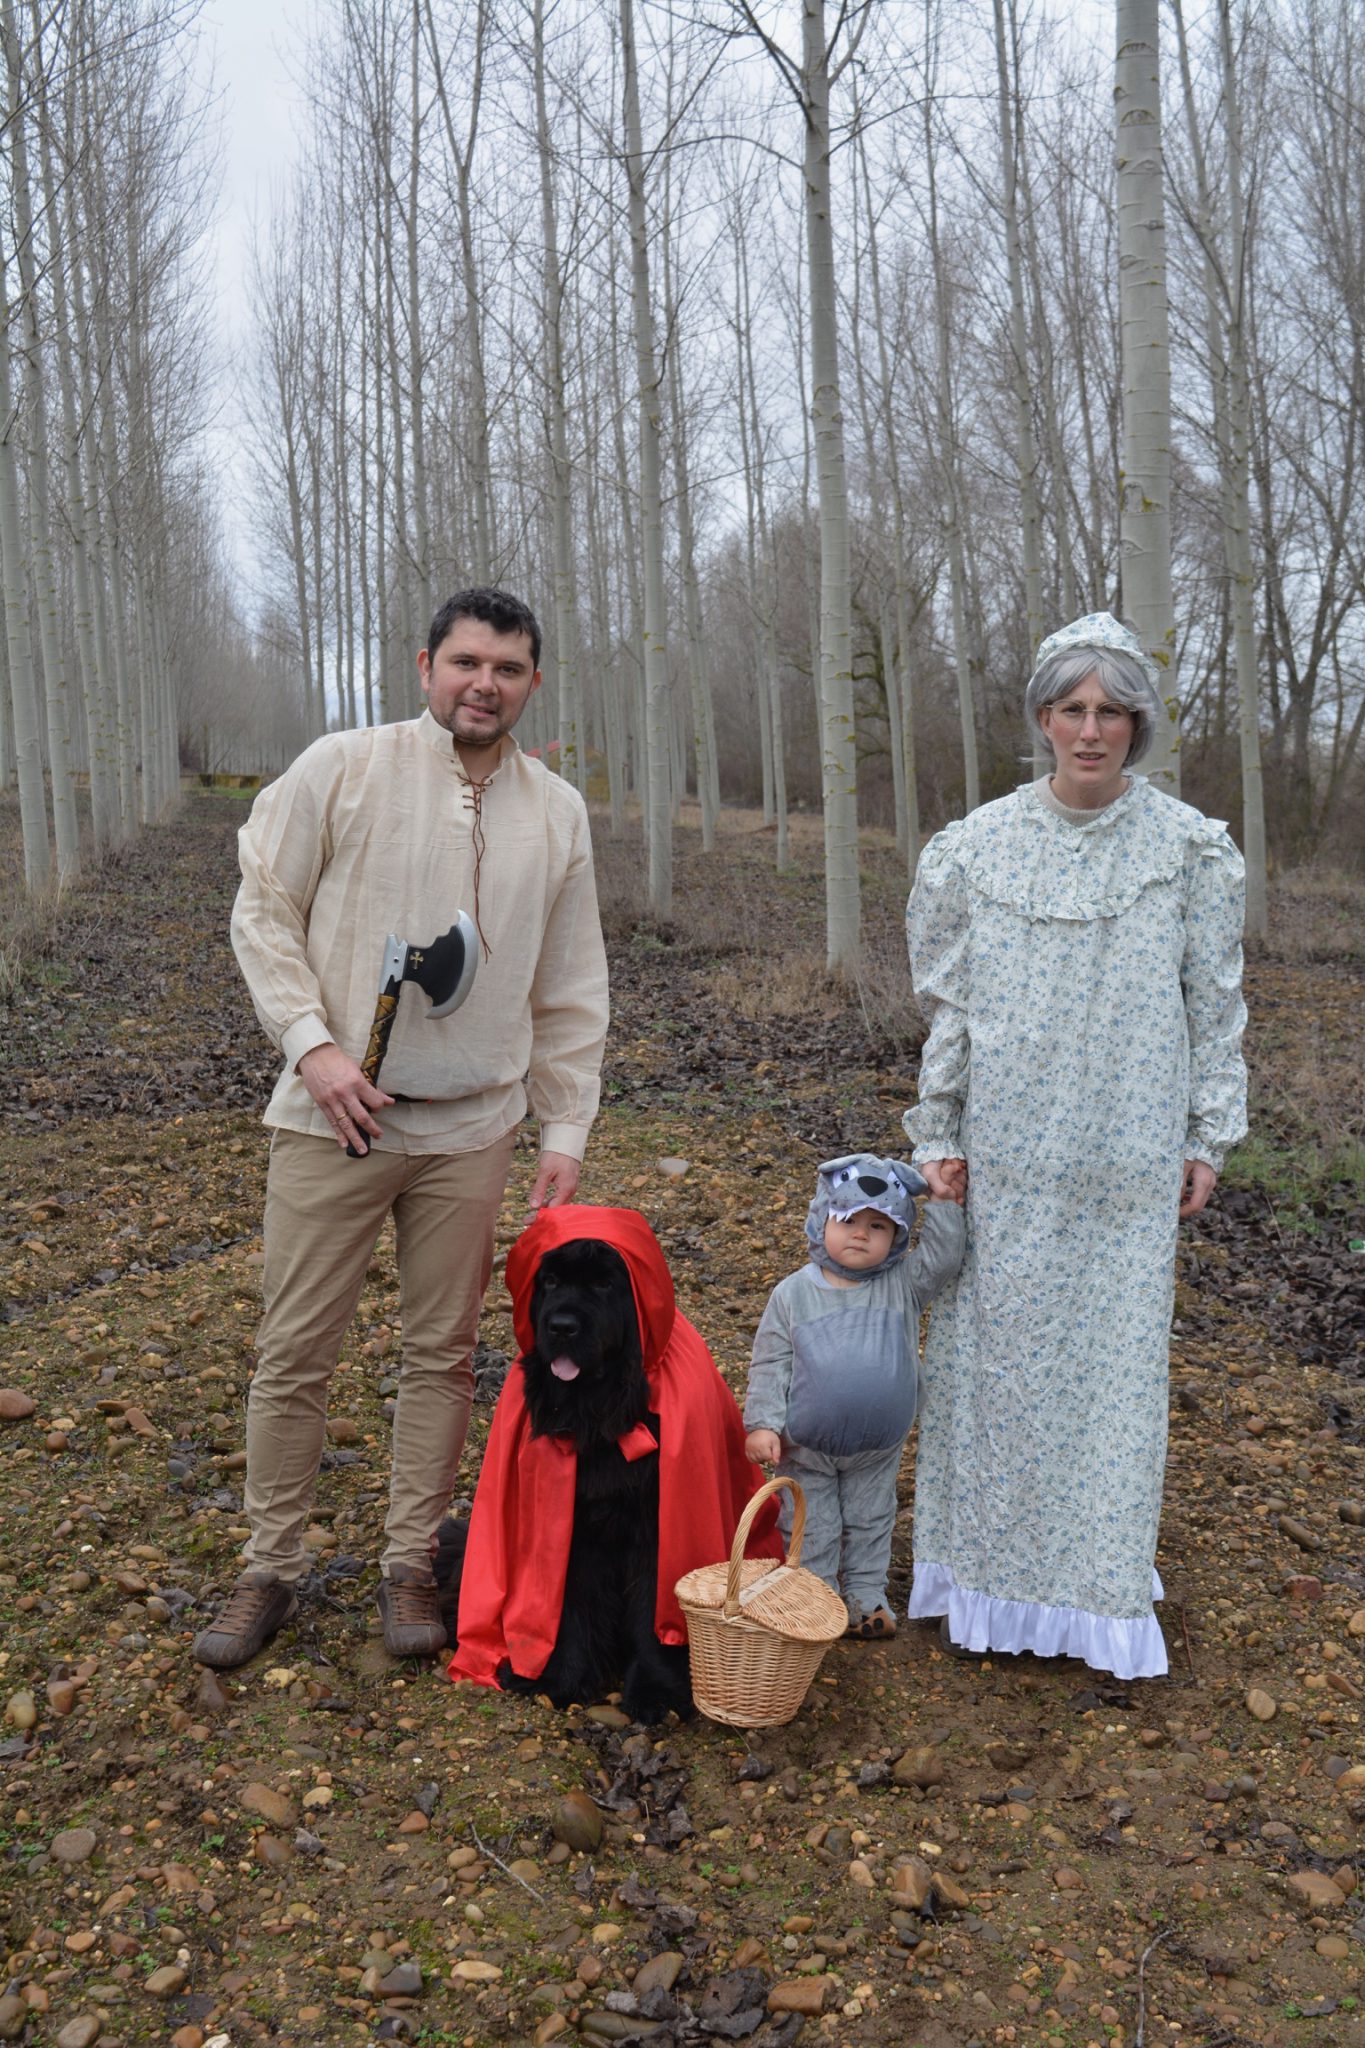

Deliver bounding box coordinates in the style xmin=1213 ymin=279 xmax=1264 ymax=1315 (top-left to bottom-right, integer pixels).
xmin=817 ymin=1154 xmax=927 ymax=1228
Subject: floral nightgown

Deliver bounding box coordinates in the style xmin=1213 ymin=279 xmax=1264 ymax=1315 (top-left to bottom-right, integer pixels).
xmin=904 ymin=777 xmax=1248 ymax=1679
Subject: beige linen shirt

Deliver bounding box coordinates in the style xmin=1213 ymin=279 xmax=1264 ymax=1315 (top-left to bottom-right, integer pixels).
xmin=230 ymin=710 xmax=608 ymax=1158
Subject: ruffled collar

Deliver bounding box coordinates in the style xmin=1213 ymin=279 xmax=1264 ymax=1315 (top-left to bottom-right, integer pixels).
xmin=945 ymin=776 xmax=1228 ymax=922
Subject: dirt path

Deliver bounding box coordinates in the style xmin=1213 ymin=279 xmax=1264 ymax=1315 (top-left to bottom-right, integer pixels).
xmin=1 ymin=793 xmax=1362 ymax=2048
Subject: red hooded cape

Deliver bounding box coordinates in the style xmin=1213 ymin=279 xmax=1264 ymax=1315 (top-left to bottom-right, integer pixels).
xmin=447 ymin=1204 xmax=782 ymax=1688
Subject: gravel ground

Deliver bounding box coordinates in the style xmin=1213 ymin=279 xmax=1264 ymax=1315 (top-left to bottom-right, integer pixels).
xmin=0 ymin=791 xmax=1362 ymax=2048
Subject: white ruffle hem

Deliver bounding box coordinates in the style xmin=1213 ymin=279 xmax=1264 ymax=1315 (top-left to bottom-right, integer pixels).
xmin=908 ymin=1560 xmax=1169 ymax=1681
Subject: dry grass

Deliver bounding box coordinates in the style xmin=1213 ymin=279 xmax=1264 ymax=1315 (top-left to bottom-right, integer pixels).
xmin=1263 ymin=864 xmax=1365 ymax=965
xmin=706 ymin=949 xmax=828 ymax=1020
xmin=0 ymin=860 xmax=69 ymax=1004
xmin=0 ymin=788 xmax=177 ymax=1005
xmin=596 ymin=803 xmax=1365 ymax=1220
xmin=594 ymin=800 xmax=923 ymax=1049
xmin=5 ymin=787 xmax=1359 ymax=1217
xmin=1235 ymin=960 xmax=1365 ymax=1218
xmin=1232 ymin=873 xmax=1364 ymax=1219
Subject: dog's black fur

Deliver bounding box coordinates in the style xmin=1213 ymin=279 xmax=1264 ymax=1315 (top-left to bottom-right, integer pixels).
xmin=435 ymin=1237 xmax=693 ymax=1724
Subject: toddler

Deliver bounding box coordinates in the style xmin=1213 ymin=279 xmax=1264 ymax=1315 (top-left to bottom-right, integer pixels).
xmin=744 ymin=1153 xmax=965 ymax=1638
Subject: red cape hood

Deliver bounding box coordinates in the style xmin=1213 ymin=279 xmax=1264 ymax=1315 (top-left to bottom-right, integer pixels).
xmin=447 ymin=1203 xmax=781 ymax=1688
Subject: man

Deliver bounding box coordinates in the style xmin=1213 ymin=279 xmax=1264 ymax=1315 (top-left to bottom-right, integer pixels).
xmin=193 ymin=587 xmax=609 ymax=1668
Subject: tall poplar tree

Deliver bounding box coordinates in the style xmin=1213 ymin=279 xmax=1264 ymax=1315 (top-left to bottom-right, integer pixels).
xmin=1116 ymin=0 xmax=1180 ymax=788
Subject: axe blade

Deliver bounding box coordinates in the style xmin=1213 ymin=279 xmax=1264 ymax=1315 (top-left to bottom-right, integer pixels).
xmin=400 ymin=912 xmax=479 ymax=1019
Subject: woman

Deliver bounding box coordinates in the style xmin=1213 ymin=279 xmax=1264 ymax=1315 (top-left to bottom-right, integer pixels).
xmin=904 ymin=613 xmax=1247 ymax=1679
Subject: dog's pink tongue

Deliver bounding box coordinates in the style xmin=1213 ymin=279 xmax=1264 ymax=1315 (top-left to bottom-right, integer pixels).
xmin=550 ymin=1357 xmax=581 ymax=1381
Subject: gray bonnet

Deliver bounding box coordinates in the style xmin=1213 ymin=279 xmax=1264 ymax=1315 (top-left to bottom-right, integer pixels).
xmin=805 ymin=1153 xmax=928 ymax=1280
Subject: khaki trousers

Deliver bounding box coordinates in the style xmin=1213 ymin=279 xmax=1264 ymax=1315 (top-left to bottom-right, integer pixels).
xmin=243 ymin=1126 xmax=516 ymax=1584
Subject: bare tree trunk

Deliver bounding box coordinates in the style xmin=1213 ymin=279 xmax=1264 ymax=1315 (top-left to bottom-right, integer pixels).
xmin=35 ymin=8 xmax=113 ymax=850
xmin=133 ymin=565 xmax=157 ymax=822
xmin=790 ymin=227 xmax=823 ymax=812
xmin=800 ymin=0 xmax=861 ymax=970
xmin=1017 ymin=131 xmax=1079 ymax=624
xmin=371 ymin=181 xmax=392 ymax=722
xmin=287 ymin=400 xmax=317 ymax=733
xmin=1215 ymin=0 xmax=1267 ymax=936
xmin=532 ymin=0 xmax=582 ymax=788
xmin=85 ymin=162 xmax=137 ymax=831
xmin=846 ymin=130 xmax=900 ymax=851
xmin=586 ymin=406 xmax=621 ymax=826
xmin=662 ymin=185 xmax=718 ymax=850
xmin=733 ymin=206 xmax=775 ymax=845
xmin=1117 ymin=0 xmax=1180 ymax=787
xmin=405 ymin=2 xmax=431 ymax=639
xmin=304 ymin=351 xmax=328 ymax=726
xmin=574 ymin=253 xmax=624 ymax=832
xmin=0 ymin=252 xmax=50 ymax=885
xmin=382 ymin=162 xmax=415 ymax=700
xmin=607 ymin=237 xmax=645 ymax=811
xmin=857 ymin=124 xmax=919 ymax=869
xmin=0 ymin=581 xmax=11 ymax=789
xmin=923 ymin=23 xmax=979 ymax=812
xmin=1170 ymin=0 xmax=1265 ymax=929
xmin=330 ymin=208 xmax=354 ymax=728
xmin=879 ymin=606 xmax=907 ymax=843
xmin=423 ymin=0 xmax=492 ymax=580
xmin=79 ymin=325 xmax=122 ymax=833
xmin=992 ymin=0 xmax=1046 ymax=728
xmin=106 ymin=529 xmax=137 ymax=828
xmin=358 ymin=199 xmax=375 ymax=726
xmin=620 ymin=0 xmax=672 ymax=914
xmin=6 ymin=0 xmax=79 ymax=874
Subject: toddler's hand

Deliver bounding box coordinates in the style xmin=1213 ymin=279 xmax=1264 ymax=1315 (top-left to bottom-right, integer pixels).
xmin=745 ymin=1429 xmax=781 ymax=1466
xmin=922 ymin=1157 xmax=968 ymax=1205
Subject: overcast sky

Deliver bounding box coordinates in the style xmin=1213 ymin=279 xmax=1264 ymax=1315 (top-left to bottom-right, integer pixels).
xmin=199 ymin=0 xmax=308 ymax=329
xmin=197 ymin=0 xmax=1113 ymax=349
xmin=194 ymin=0 xmax=1111 ymax=602
xmin=193 ymin=0 xmax=308 ymax=591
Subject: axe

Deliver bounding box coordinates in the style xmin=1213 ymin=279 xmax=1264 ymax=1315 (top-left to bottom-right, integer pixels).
xmin=348 ymin=914 xmax=479 ymax=1158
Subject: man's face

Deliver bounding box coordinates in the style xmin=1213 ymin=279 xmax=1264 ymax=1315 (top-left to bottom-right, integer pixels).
xmin=418 ymin=616 xmax=541 ymax=755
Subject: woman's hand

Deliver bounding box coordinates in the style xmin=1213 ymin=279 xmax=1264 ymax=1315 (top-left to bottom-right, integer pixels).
xmin=922 ymin=1158 xmax=968 ymax=1205
xmin=745 ymin=1429 xmax=781 ymax=1466
xmin=1179 ymin=1159 xmax=1217 ymax=1219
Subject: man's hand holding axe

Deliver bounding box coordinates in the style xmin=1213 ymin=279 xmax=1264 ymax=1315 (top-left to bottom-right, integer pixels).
xmin=301 ymin=917 xmax=478 ymax=1157
xmin=299 ymin=1042 xmax=394 ymax=1155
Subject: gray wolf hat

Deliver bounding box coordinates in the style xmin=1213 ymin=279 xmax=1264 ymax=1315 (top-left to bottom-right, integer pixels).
xmin=805 ymin=1153 xmax=929 ymax=1280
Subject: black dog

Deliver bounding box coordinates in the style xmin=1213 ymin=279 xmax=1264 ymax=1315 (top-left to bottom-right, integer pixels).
xmin=436 ymin=1238 xmax=693 ymax=1724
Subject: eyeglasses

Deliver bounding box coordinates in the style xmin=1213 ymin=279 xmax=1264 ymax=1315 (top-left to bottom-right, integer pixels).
xmin=1048 ymin=703 xmax=1134 ymax=725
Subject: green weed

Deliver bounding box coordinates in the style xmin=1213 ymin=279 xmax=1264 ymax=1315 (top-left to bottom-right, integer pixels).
xmin=1223 ymin=1131 xmax=1365 ymax=1231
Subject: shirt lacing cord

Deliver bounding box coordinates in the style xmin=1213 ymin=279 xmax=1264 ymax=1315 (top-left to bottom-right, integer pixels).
xmin=461 ymin=773 xmax=494 ymax=960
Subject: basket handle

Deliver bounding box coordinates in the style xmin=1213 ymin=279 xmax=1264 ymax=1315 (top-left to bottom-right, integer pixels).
xmin=724 ymin=1475 xmax=805 ymax=1619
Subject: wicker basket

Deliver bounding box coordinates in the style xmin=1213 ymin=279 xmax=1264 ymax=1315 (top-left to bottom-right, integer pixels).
xmin=675 ymin=1477 xmax=848 ymax=1729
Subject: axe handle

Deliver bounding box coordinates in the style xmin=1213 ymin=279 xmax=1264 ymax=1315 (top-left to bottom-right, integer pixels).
xmin=347 ymin=989 xmax=399 ymax=1159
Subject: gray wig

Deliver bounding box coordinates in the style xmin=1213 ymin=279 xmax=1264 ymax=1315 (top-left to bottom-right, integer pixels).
xmin=1024 ymin=645 xmax=1159 ymax=768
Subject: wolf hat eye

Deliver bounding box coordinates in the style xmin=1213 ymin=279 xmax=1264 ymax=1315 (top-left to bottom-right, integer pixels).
xmin=827 ymin=1165 xmax=894 ymax=1217
xmin=828 ymin=1165 xmax=890 ymax=1202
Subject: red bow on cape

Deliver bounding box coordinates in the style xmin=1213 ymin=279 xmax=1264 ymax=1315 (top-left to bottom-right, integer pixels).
xmin=447 ymin=1203 xmax=781 ymax=1688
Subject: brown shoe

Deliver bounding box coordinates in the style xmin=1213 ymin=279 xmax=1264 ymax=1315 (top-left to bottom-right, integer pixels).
xmin=378 ymin=1562 xmax=446 ymax=1658
xmin=192 ymin=1572 xmax=298 ymax=1669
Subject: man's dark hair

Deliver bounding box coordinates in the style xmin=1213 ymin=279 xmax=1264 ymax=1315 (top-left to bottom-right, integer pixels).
xmin=427 ymin=587 xmax=542 ymax=670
